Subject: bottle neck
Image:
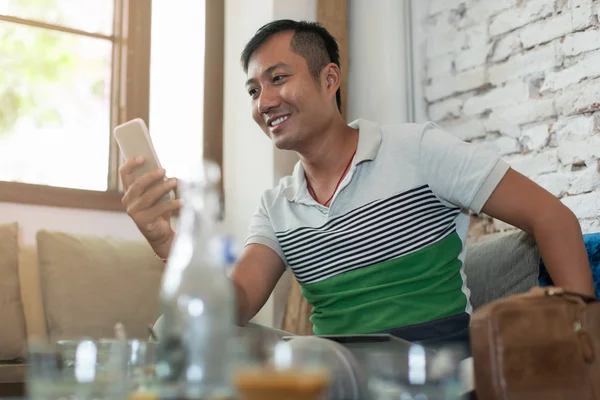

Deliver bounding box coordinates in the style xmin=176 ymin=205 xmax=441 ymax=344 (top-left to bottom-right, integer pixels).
xmin=178 ymin=183 xmax=217 ymax=240
xmin=161 ymin=180 xmax=224 ymax=298
xmin=179 ymin=177 xmax=221 ymax=252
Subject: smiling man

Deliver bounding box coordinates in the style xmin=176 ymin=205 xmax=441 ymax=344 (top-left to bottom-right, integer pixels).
xmin=120 ymin=20 xmax=594 ymax=345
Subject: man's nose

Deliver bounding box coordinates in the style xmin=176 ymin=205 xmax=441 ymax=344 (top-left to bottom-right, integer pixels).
xmin=257 ymin=87 xmax=279 ymax=114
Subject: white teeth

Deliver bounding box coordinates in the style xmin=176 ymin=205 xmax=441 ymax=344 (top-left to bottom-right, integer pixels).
xmin=270 ymin=115 xmax=289 ymax=127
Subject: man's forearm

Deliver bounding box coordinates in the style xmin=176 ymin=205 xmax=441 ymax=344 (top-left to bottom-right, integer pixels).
xmin=532 ymin=206 xmax=595 ymax=297
xmin=232 ymin=279 xmax=253 ymax=326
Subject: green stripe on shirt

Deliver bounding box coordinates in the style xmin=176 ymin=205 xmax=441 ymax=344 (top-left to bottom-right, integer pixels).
xmin=301 ymin=232 xmax=467 ymax=335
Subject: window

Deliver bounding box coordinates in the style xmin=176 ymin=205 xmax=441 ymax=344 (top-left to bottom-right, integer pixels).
xmin=0 ymin=0 xmax=115 ymax=191
xmin=149 ymin=0 xmax=205 ymax=181
xmin=149 ymin=0 xmax=224 ymax=186
xmin=0 ymin=0 xmax=151 ymax=210
xmin=0 ymin=0 xmax=223 ymax=211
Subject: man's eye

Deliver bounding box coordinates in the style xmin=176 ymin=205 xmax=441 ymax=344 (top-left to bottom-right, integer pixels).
xmin=248 ymin=88 xmax=258 ymax=97
xmin=273 ymin=75 xmax=285 ymax=83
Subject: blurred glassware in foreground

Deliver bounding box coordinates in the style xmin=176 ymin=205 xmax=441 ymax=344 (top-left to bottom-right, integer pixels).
xmin=27 ymin=339 xmax=128 ymax=400
xmin=230 ymin=335 xmax=334 ymax=400
xmin=155 ymin=160 xmax=236 ymax=399
xmin=365 ymin=342 xmax=470 ymax=400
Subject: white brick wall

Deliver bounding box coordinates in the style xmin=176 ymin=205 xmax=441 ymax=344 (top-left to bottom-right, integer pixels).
xmin=489 ymin=0 xmax=554 ymax=36
xmin=416 ymin=0 xmax=600 ymax=235
xmin=559 ymin=29 xmax=600 ymax=57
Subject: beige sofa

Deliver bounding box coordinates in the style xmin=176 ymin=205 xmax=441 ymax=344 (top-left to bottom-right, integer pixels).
xmin=0 ymin=222 xmax=165 ymax=394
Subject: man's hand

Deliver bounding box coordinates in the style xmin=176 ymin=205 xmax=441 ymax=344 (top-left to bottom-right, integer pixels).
xmin=482 ymin=168 xmax=595 ymax=297
xmin=120 ymin=157 xmax=182 ymax=259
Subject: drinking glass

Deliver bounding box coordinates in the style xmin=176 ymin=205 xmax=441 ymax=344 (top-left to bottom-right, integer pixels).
xmin=122 ymin=339 xmax=159 ymax=397
xmin=27 ymin=339 xmax=160 ymax=400
xmin=230 ymin=336 xmax=333 ymax=400
xmin=27 ymin=339 xmax=128 ymax=400
xmin=365 ymin=342 xmax=471 ymax=400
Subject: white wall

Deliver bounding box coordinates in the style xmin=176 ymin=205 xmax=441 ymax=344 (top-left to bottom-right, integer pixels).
xmin=0 ymin=202 xmax=143 ymax=245
xmin=222 ymin=0 xmax=315 ymax=327
xmin=274 ymin=0 xmax=317 ymax=21
xmin=412 ymin=0 xmax=600 ymax=235
xmin=347 ymin=0 xmax=411 ymax=124
xmin=410 ymin=0 xmax=430 ymax=124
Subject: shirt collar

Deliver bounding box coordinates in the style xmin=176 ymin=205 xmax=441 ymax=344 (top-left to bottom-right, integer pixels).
xmin=282 ymin=119 xmax=383 ymax=202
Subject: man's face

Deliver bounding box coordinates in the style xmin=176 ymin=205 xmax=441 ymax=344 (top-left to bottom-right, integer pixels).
xmin=246 ymin=32 xmax=333 ymax=150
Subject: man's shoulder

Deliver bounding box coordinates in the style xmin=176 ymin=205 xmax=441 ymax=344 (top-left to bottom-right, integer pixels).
xmin=374 ymin=121 xmax=431 ymax=155
xmin=377 ymin=121 xmax=452 ymax=152
xmin=379 ymin=120 xmax=439 ymax=139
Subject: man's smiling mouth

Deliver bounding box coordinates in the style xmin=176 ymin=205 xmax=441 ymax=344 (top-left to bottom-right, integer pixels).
xmin=268 ymin=115 xmax=290 ymax=128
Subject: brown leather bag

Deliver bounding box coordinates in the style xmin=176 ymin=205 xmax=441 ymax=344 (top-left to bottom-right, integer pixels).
xmin=470 ymin=286 xmax=600 ymax=400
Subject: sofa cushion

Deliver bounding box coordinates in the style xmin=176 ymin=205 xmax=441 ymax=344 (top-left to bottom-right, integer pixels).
xmin=464 ymin=230 xmax=540 ymax=310
xmin=0 ymin=222 xmax=27 ymax=360
xmin=36 ymin=230 xmax=164 ymax=340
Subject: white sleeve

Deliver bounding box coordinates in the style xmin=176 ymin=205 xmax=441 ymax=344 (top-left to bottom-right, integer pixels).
xmin=244 ymin=197 xmax=288 ymax=266
xmin=418 ymin=122 xmax=510 ymax=214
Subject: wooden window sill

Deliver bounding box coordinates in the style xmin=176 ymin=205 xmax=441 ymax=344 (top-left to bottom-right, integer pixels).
xmin=0 ymin=181 xmax=125 ymax=212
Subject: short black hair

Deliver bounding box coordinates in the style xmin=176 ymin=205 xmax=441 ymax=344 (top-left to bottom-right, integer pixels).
xmin=241 ymin=19 xmax=342 ymax=112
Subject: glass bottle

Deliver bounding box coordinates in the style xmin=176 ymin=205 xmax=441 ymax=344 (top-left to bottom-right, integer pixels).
xmin=155 ymin=160 xmax=235 ymax=399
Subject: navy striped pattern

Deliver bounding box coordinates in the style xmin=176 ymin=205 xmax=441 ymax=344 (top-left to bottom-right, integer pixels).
xmin=275 ymin=185 xmax=461 ymax=284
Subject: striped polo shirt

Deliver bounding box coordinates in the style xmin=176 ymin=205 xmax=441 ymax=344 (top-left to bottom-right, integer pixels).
xmin=245 ymin=119 xmax=510 ymax=335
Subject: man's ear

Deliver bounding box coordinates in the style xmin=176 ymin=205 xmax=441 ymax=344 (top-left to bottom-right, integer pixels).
xmin=323 ymin=63 xmax=340 ymax=91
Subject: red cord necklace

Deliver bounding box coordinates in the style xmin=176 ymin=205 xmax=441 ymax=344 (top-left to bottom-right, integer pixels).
xmin=305 ymin=149 xmax=356 ymax=207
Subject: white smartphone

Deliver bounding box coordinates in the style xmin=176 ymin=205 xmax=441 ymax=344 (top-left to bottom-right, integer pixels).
xmin=113 ymin=118 xmax=174 ymax=202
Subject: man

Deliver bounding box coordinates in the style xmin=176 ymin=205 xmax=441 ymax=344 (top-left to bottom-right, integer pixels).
xmin=121 ymin=20 xmax=594 ymax=344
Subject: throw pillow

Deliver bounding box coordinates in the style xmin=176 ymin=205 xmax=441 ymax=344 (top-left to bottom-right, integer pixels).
xmin=37 ymin=230 xmax=164 ymax=340
xmin=464 ymin=230 xmax=540 ymax=310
